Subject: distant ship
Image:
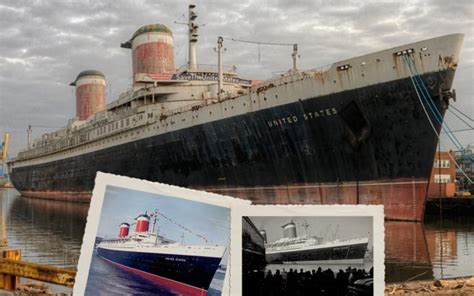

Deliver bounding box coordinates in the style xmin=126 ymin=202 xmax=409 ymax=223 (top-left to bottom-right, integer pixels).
xmin=1 ymin=133 xmax=9 ymax=188
xmin=264 ymin=221 xmax=369 ymax=264
xmin=8 ymin=4 xmax=464 ymax=221
xmin=96 ymin=212 xmax=225 ymax=296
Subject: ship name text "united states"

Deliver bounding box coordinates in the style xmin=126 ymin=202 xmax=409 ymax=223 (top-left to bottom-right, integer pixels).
xmin=267 ymin=108 xmax=338 ymax=128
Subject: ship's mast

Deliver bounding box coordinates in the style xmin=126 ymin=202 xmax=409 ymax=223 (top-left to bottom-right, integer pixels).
xmin=152 ymin=210 xmax=158 ymax=233
xmin=27 ymin=125 xmax=32 ymax=149
xmin=302 ymin=220 xmax=309 ymax=236
xmin=291 ymin=44 xmax=299 ymax=71
xmin=188 ymin=4 xmax=198 ymax=71
xmin=333 ymin=224 xmax=339 ymax=240
xmin=216 ymin=36 xmax=224 ymax=100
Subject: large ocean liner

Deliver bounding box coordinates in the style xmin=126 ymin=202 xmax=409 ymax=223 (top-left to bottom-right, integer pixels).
xmin=263 ymin=221 xmax=369 ymax=264
xmin=8 ymin=5 xmax=464 ymax=221
xmin=96 ymin=212 xmax=225 ymax=295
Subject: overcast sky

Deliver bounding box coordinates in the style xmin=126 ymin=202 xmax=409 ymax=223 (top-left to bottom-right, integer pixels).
xmin=0 ymin=0 xmax=472 ymax=155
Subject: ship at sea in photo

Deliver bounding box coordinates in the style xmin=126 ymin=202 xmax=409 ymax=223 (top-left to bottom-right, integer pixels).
xmin=7 ymin=4 xmax=464 ymax=221
xmin=263 ymin=220 xmax=369 ymax=265
xmin=94 ymin=211 xmax=225 ymax=296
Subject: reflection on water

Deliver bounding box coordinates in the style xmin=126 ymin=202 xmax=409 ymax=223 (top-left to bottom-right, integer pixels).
xmin=0 ymin=188 xmax=88 ymax=269
xmin=385 ymin=217 xmax=474 ymax=283
xmin=425 ymin=216 xmax=474 ymax=280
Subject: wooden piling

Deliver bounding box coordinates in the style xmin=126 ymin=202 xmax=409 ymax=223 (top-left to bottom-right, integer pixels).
xmin=0 ymin=249 xmax=21 ymax=291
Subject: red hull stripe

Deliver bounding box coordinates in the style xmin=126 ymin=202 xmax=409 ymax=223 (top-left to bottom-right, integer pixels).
xmin=99 ymin=255 xmax=208 ymax=296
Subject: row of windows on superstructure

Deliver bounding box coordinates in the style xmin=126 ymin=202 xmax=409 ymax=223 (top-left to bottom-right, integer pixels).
xmin=23 ymin=94 xmax=275 ymax=160
xmin=22 ymin=114 xmax=157 ymax=162
xmin=27 ymin=94 xmax=276 ymax=159
xmin=97 ymin=118 xmax=131 ymax=136
xmin=96 ymin=114 xmax=146 ymax=137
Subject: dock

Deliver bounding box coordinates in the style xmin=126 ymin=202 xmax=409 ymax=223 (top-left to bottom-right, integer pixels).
xmin=0 ymin=248 xmax=76 ymax=292
xmin=425 ymin=196 xmax=474 ymax=216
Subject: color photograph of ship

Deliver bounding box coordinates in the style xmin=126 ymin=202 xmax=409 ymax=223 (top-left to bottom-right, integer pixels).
xmin=83 ymin=186 xmax=230 ymax=296
xmin=6 ymin=4 xmax=465 ymax=222
xmin=242 ymin=216 xmax=374 ymax=296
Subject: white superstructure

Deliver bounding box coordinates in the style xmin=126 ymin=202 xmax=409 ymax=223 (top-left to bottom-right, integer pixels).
xmin=98 ymin=232 xmax=225 ymax=259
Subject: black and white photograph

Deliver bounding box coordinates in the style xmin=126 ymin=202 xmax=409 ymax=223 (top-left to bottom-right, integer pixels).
xmin=231 ymin=205 xmax=384 ymax=296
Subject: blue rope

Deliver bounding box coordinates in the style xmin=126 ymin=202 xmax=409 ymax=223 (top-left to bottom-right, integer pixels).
xmin=412 ymin=75 xmax=462 ymax=148
xmin=412 ymin=75 xmax=465 ymax=148
xmin=405 ymin=56 xmax=474 ymax=162
xmin=403 ymin=56 xmax=464 ymax=150
xmin=402 ymin=56 xmax=474 ymax=172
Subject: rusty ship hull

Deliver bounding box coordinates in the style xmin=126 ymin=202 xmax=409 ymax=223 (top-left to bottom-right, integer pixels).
xmin=9 ymin=34 xmax=464 ymax=222
xmin=11 ymin=70 xmax=450 ymax=221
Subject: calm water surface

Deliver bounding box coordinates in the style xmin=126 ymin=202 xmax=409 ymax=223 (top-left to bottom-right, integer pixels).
xmin=0 ymin=188 xmax=224 ymax=294
xmin=1 ymin=188 xmax=87 ymax=293
xmin=385 ymin=217 xmax=474 ymax=283
xmin=1 ymin=188 xmax=473 ymax=291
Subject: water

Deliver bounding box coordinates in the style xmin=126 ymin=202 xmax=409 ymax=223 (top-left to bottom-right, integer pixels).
xmin=1 ymin=188 xmax=473 ymax=291
xmin=0 ymin=188 xmax=88 ymax=293
xmin=385 ymin=218 xmax=474 ymax=283
xmin=1 ymin=189 xmax=87 ymax=268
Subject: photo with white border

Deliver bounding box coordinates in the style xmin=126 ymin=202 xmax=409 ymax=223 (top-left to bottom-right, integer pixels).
xmin=74 ymin=172 xmax=250 ymax=296
xmin=231 ymin=205 xmax=384 ymax=296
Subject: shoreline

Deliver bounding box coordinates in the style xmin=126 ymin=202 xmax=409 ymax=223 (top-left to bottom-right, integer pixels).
xmin=385 ymin=276 xmax=474 ymax=295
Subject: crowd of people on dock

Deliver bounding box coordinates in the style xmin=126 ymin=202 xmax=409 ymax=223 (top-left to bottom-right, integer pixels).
xmin=243 ymin=267 xmax=373 ymax=296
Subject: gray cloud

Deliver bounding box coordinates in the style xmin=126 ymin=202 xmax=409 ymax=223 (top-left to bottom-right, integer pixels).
xmin=0 ymin=0 xmax=473 ymax=155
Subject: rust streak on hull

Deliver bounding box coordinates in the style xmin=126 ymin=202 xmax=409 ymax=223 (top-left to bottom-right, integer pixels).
xmin=17 ymin=176 xmax=428 ymax=221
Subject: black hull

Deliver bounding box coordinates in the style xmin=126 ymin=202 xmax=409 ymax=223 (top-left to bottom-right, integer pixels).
xmin=96 ymin=246 xmax=221 ymax=291
xmin=11 ymin=70 xmax=451 ymax=220
xmin=266 ymin=242 xmax=368 ymax=263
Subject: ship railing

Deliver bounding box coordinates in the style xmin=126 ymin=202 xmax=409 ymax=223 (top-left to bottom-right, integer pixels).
xmin=106 ymin=89 xmax=135 ymax=110
xmin=161 ymin=101 xmax=207 ymax=118
xmin=269 ymin=63 xmax=333 ymax=79
xmin=306 ymin=62 xmax=333 ymax=74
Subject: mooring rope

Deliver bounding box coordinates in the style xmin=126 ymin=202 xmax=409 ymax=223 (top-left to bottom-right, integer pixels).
xmin=401 ymin=55 xmax=472 ymax=184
